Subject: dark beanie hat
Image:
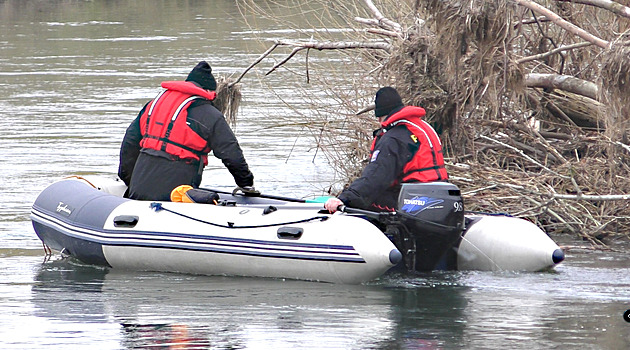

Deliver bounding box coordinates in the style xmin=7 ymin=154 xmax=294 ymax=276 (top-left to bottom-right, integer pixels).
xmin=185 ymin=61 xmax=217 ymax=91
xmin=374 ymin=87 xmax=404 ymax=118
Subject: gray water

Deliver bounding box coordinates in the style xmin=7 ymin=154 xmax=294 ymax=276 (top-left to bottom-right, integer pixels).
xmin=1 ymin=1 xmax=629 ymax=349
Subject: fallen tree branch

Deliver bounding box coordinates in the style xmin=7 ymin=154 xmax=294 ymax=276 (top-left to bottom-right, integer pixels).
xmin=540 ymin=93 xmax=581 ymax=127
xmin=513 ymin=197 xmax=555 ymax=216
xmin=230 ymin=37 xmax=392 ymax=85
xmin=265 ymin=39 xmax=393 ymax=75
xmin=462 ymin=184 xmax=498 ymax=196
xmin=229 ymin=43 xmax=279 ymax=87
xmin=517 ymin=41 xmax=593 ymax=64
xmin=511 ymin=0 xmax=610 ymax=48
xmin=267 ymin=46 xmax=303 ymax=76
xmin=557 ymin=0 xmax=630 ymax=20
xmin=458 ymin=177 xmax=630 ymax=202
xmin=276 ymin=39 xmax=393 ymax=52
xmin=365 ymin=27 xmax=401 ymax=38
xmin=478 ymin=134 xmax=568 ymax=178
xmin=524 ymin=73 xmax=599 ymax=100
xmin=560 ymin=244 xmax=616 ymax=251
xmin=552 ymin=193 xmax=630 ymax=200
xmin=362 ymin=0 xmax=402 ymax=33
xmin=614 ymin=141 xmax=630 ymax=153
xmin=519 ymin=15 xmax=550 ymax=25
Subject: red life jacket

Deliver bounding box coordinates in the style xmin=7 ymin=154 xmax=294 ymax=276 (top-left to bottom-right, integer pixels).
xmin=139 ymin=81 xmax=217 ymax=166
xmin=371 ymin=106 xmax=448 ymax=183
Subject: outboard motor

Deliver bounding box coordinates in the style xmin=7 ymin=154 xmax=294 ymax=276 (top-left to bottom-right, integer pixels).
xmin=386 ymin=182 xmax=465 ymax=272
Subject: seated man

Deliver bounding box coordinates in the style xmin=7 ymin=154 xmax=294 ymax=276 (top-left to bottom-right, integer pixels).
xmin=325 ymin=87 xmax=448 ymax=213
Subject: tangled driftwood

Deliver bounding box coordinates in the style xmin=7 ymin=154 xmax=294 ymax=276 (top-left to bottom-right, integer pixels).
xmin=237 ymin=0 xmax=630 ymax=244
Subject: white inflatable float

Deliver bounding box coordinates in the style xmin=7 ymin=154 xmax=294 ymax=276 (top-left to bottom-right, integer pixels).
xmin=456 ymin=215 xmax=564 ymax=271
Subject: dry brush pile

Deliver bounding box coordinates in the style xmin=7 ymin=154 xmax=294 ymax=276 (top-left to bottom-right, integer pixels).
xmin=236 ymin=0 xmax=630 ymax=244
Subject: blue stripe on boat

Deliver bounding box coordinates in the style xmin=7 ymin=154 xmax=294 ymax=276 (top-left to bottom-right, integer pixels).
xmin=31 ymin=208 xmax=366 ymax=263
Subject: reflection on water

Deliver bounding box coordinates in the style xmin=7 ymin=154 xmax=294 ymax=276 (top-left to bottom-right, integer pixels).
xmin=28 ymin=258 xmax=469 ymax=349
xmin=120 ymin=323 xmax=213 ymax=350
xmin=31 ymin=259 xmax=110 ymax=323
xmin=30 ymin=260 xmax=376 ymax=348
xmin=20 ymin=253 xmax=630 ymax=349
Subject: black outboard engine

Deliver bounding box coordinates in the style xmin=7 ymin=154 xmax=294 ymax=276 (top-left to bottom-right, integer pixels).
xmin=386 ymin=182 xmax=465 ymax=272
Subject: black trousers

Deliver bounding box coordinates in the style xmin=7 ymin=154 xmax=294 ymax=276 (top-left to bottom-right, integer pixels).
xmin=128 ymin=152 xmax=201 ymax=201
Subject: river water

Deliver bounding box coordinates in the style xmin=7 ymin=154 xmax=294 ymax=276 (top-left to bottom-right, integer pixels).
xmin=1 ymin=1 xmax=629 ymax=349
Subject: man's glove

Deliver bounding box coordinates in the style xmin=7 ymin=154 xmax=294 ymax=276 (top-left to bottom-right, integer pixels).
xmin=232 ymin=186 xmax=261 ymax=197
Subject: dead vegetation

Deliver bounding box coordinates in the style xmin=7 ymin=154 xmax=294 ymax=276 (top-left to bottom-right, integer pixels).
xmin=232 ymin=0 xmax=630 ymax=244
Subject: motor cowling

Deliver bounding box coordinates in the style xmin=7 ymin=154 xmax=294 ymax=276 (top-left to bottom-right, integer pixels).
xmin=388 ymin=182 xmax=465 ymax=272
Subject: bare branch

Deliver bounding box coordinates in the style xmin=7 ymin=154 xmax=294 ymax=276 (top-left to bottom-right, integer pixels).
xmin=274 ymin=39 xmax=392 ymax=52
xmin=553 ymin=193 xmax=630 ymax=200
xmin=266 ymin=47 xmax=303 ymax=76
xmin=354 ymin=17 xmax=380 ymax=27
xmin=519 ymin=16 xmax=550 ymax=25
xmin=229 ymin=43 xmax=279 ymax=87
xmin=511 ymin=0 xmax=610 ymax=48
xmin=366 ymin=28 xmax=401 ymax=38
xmin=362 ymin=0 xmax=402 ymax=33
xmin=557 ymin=0 xmax=630 ymax=20
xmin=355 ymin=103 xmax=375 ymax=115
xmin=355 ymin=17 xmax=403 ymax=38
xmin=265 ymin=39 xmax=392 ymax=75
xmin=478 ymin=135 xmax=568 ymax=178
xmin=516 ymin=41 xmax=593 ymax=64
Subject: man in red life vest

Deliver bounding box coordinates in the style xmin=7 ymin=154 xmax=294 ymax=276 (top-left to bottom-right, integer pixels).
xmin=118 ymin=61 xmax=255 ymax=201
xmin=324 ymin=87 xmax=448 ymax=213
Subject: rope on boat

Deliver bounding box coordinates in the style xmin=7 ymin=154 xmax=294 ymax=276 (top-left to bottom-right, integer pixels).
xmin=41 ymin=242 xmax=52 ymax=256
xmin=149 ymin=202 xmax=329 ymax=229
xmin=64 ymin=175 xmax=97 ymax=188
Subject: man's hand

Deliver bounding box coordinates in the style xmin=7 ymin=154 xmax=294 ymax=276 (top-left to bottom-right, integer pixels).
xmin=324 ymin=197 xmax=344 ymax=213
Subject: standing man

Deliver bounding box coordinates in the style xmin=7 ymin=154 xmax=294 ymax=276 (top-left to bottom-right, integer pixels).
xmin=324 ymin=86 xmax=448 ymax=213
xmin=118 ymin=61 xmax=255 ymax=201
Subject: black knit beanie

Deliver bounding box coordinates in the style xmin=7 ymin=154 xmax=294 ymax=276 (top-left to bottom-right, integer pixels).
xmin=185 ymin=61 xmax=217 ymax=91
xmin=374 ymin=87 xmax=404 ymax=118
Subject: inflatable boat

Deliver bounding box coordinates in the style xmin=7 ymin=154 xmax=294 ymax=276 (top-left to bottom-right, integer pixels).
xmin=30 ymin=176 xmax=564 ymax=283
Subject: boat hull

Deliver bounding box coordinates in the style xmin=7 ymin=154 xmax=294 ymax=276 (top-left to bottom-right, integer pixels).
xmin=31 ymin=179 xmax=401 ymax=284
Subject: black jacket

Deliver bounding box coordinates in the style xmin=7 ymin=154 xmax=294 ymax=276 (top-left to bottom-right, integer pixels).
xmin=118 ymin=99 xmax=254 ymax=201
xmin=338 ymin=124 xmax=419 ymax=211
